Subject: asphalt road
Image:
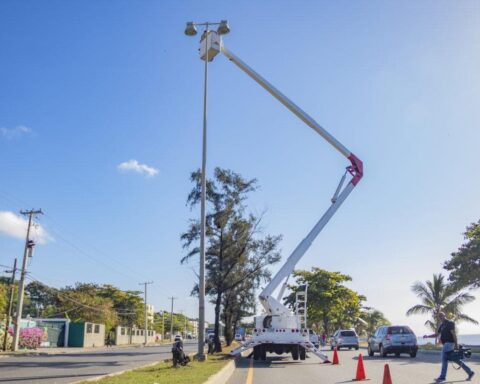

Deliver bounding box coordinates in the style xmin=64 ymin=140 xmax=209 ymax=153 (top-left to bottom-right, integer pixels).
xmin=227 ymin=347 xmax=480 ymax=384
xmin=0 ymin=341 xmax=198 ymax=384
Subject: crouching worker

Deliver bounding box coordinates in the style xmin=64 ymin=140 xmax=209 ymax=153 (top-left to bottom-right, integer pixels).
xmin=172 ymin=335 xmax=190 ymax=367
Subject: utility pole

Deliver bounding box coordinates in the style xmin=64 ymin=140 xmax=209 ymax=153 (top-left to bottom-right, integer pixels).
xmin=13 ymin=209 xmax=42 ymax=352
xmin=3 ymin=259 xmax=17 ymax=351
xmin=162 ymin=310 xmax=165 ymax=342
xmin=139 ymin=281 xmax=153 ymax=345
xmin=183 ymin=312 xmax=188 ymax=338
xmin=168 ymin=297 xmax=177 ymax=341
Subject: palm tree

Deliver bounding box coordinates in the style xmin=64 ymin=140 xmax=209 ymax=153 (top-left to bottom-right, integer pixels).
xmin=358 ymin=308 xmax=390 ymax=336
xmin=406 ymin=274 xmax=478 ymax=343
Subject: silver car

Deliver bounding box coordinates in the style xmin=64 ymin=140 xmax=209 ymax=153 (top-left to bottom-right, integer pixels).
xmin=368 ymin=325 xmax=418 ymax=357
xmin=330 ymin=329 xmax=359 ymax=350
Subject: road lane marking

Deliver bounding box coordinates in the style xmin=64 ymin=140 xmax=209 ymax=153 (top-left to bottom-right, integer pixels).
xmin=246 ymin=357 xmax=253 ymax=384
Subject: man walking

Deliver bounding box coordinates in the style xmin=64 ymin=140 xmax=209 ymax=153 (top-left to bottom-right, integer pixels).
xmin=424 ymin=311 xmax=475 ymax=382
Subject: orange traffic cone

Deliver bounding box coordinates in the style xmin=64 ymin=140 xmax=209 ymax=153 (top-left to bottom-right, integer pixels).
xmin=354 ymin=353 xmax=367 ymax=381
xmin=383 ymin=364 xmax=392 ymax=384
xmin=332 ymin=347 xmax=339 ymax=365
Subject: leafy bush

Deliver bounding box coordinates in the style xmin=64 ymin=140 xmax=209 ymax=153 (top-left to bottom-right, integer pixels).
xmin=0 ymin=324 xmax=13 ymax=350
xmin=7 ymin=327 xmax=44 ymax=349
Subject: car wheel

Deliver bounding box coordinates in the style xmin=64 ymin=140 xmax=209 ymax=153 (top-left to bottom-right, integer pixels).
xmin=355 ymin=346 xmax=359 ymax=350
xmin=368 ymin=345 xmax=374 ymax=357
xmin=410 ymin=351 xmax=417 ymax=358
xmin=348 ymin=347 xmax=352 ymax=350
xmin=380 ymin=345 xmax=387 ymax=357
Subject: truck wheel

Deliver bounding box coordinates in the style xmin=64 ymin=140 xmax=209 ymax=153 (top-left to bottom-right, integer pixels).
xmin=300 ymin=346 xmax=306 ymax=360
xmin=410 ymin=351 xmax=417 ymax=358
xmin=253 ymin=346 xmax=260 ymax=360
xmin=260 ymin=345 xmax=267 ymax=361
xmin=291 ymin=345 xmax=299 ymax=360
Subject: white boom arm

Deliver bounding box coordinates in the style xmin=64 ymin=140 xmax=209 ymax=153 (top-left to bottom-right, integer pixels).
xmin=202 ymin=32 xmax=363 ymax=316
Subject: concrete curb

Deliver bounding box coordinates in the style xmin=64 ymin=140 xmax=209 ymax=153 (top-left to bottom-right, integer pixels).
xmin=204 ymin=359 xmax=236 ymax=384
xmin=69 ymin=351 xmax=197 ymax=384
xmin=203 ymin=347 xmax=251 ymax=384
xmin=70 ymin=361 xmax=160 ymax=384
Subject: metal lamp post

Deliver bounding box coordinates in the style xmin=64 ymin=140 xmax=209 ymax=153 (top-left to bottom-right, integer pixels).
xmin=184 ymin=20 xmax=230 ymax=361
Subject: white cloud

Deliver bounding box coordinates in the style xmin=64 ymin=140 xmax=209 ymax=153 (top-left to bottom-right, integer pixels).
xmin=117 ymin=159 xmax=159 ymax=178
xmin=0 ymin=211 xmax=53 ymax=244
xmin=0 ymin=125 xmax=33 ymax=139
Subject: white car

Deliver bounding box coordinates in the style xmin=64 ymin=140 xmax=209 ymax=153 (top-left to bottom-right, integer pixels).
xmin=330 ymin=329 xmax=359 ymax=350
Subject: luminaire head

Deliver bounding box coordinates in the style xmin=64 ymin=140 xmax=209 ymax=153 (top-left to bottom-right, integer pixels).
xmin=184 ymin=22 xmax=197 ymax=36
xmin=217 ymin=20 xmax=230 ymax=35
xmin=184 ymin=20 xmax=230 ymax=37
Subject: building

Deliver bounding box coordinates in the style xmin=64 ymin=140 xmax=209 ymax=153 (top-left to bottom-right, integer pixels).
xmin=189 ymin=318 xmax=199 ymax=338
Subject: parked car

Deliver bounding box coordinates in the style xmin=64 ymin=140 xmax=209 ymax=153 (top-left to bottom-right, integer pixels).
xmin=234 ymin=333 xmax=242 ymax=341
xmin=367 ymin=325 xmax=418 ymax=358
xmin=309 ymin=329 xmax=320 ymax=348
xmin=330 ymin=329 xmax=359 ymax=350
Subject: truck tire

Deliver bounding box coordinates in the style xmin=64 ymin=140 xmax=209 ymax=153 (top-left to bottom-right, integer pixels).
xmin=263 ymin=316 xmax=272 ymax=329
xmin=253 ymin=345 xmax=260 ymax=360
xmin=299 ymin=346 xmax=306 ymax=360
xmin=260 ymin=345 xmax=267 ymax=361
xmin=291 ymin=345 xmax=299 ymax=360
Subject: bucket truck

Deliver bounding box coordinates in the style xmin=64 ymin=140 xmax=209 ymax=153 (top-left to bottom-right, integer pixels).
xmin=196 ymin=30 xmax=363 ymax=362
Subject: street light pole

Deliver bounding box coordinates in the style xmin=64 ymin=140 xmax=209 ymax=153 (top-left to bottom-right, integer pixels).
xmin=197 ymin=22 xmax=209 ymax=362
xmin=184 ymin=19 xmax=230 ymax=362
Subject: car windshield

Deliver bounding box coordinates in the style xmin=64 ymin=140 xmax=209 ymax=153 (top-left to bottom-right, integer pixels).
xmin=340 ymin=331 xmax=356 ymax=337
xmin=387 ymin=326 xmax=413 ymax=335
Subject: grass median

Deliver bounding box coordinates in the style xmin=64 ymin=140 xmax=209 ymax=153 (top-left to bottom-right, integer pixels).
xmin=77 ymin=345 xmax=236 ymax=384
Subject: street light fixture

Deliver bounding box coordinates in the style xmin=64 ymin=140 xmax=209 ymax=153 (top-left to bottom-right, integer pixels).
xmin=184 ymin=19 xmax=230 ymax=362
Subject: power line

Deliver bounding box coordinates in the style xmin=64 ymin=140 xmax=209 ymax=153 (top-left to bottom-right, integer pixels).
xmin=0 ymin=189 xmax=151 ymax=283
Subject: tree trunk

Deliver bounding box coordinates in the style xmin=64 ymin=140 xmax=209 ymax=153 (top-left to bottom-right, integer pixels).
xmin=214 ymin=291 xmax=222 ymax=352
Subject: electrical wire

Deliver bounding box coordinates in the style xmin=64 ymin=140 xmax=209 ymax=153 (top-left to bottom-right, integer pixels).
xmin=0 ymin=189 xmax=151 ymax=283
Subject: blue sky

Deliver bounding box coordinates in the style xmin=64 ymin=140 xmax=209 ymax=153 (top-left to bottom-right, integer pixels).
xmin=1 ymin=0 xmax=479 ymax=334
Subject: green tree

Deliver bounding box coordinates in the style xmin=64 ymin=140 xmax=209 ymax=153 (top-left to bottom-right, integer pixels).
xmin=284 ymin=268 xmax=365 ymax=335
xmin=444 ymin=221 xmax=480 ymax=289
xmin=58 ymin=283 xmax=118 ymax=330
xmin=181 ymin=168 xmax=281 ymax=352
xmin=406 ymin=274 xmax=478 ymax=341
xmin=24 ymin=281 xmax=59 ymax=318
